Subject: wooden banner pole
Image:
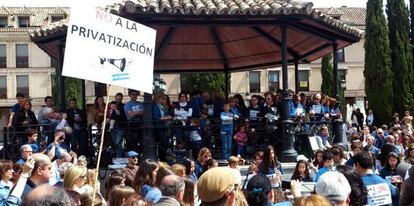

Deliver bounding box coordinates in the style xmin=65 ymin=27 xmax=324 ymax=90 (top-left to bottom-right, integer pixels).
xmin=92 ymin=84 xmax=112 ymax=206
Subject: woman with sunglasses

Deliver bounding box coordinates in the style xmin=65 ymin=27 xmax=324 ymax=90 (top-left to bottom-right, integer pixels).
xmin=63 ymin=165 xmax=87 ymax=195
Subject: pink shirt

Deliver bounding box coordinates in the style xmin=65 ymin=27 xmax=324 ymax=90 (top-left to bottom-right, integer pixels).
xmin=234 ymin=132 xmax=248 ymax=145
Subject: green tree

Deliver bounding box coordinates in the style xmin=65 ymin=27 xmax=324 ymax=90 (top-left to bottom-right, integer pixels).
xmin=364 ymin=0 xmax=393 ymax=125
xmin=180 ymin=73 xmax=226 ymax=96
xmin=51 ymin=75 xmax=82 ymax=110
xmin=321 ymin=54 xmax=334 ymax=96
xmin=410 ymin=0 xmax=414 ymax=100
xmin=387 ymin=0 xmax=413 ymax=114
xmin=64 ymin=77 xmax=82 ymax=107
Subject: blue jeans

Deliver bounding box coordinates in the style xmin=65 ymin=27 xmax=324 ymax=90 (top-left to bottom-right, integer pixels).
xmin=111 ymin=129 xmax=124 ymax=158
xmin=221 ymin=129 xmax=233 ymax=159
xmin=236 ymin=144 xmax=244 ymax=156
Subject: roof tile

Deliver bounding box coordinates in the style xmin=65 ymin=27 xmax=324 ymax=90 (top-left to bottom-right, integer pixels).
xmin=29 ymin=1 xmax=363 ymax=39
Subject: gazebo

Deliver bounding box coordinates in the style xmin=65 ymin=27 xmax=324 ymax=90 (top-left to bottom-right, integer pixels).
xmin=29 ymin=0 xmax=362 ymax=161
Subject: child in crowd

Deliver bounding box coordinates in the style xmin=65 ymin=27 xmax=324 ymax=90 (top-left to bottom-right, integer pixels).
xmin=315 ymin=150 xmax=335 ymax=182
xmin=234 ymin=124 xmax=248 ymax=157
xmin=202 ymin=158 xmax=218 ymax=176
xmin=174 ymin=141 xmax=187 ymax=164
xmin=184 ymin=158 xmax=197 ymax=182
xmin=188 ymin=118 xmax=203 ymax=160
xmin=291 ymin=160 xmax=312 ymax=182
xmin=228 ymin=156 xmax=242 ymax=187
xmin=220 ymin=103 xmax=235 ymax=159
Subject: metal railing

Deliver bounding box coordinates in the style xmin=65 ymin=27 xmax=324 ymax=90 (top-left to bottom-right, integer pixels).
xmin=2 ymin=118 xmax=339 ymax=162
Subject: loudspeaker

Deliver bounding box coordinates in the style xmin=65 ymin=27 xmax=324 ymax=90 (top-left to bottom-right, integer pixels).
xmin=99 ymin=57 xmax=126 ymax=72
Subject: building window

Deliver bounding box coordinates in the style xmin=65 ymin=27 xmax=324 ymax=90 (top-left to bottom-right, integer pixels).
xmin=249 ymin=71 xmax=261 ymax=93
xmin=0 ymin=76 xmax=6 ymax=99
xmin=268 ymin=71 xmax=279 ymax=92
xmin=51 ymin=16 xmax=64 ymax=22
xmin=337 ymin=48 xmax=345 ymax=63
xmin=16 ymin=44 xmax=28 ymax=68
xmin=0 ymin=16 xmax=7 ymax=28
xmin=298 ymin=70 xmax=309 ymax=91
xmin=16 ymin=75 xmax=29 ymax=97
xmin=18 ymin=16 xmax=30 ymax=27
xmin=94 ymin=82 xmax=107 ymax=96
xmin=0 ymin=44 xmax=6 ymax=68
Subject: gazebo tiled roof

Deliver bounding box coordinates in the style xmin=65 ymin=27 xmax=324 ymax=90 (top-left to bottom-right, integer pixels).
xmin=29 ymin=0 xmax=363 ymax=73
xmin=31 ymin=1 xmax=362 ymax=39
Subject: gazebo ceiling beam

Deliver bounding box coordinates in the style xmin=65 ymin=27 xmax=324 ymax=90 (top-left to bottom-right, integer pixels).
xmin=251 ymin=26 xmax=300 ymax=59
xmin=155 ymin=27 xmax=175 ymax=60
xmin=155 ymin=58 xmax=296 ymax=73
xmin=209 ymin=26 xmax=230 ymax=98
xmin=209 ymin=27 xmax=228 ymax=68
xmin=286 ymin=20 xmax=357 ymax=42
xmin=297 ymin=42 xmax=332 ymax=61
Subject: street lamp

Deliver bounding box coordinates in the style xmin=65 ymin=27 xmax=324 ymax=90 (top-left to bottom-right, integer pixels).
xmin=340 ymin=79 xmax=346 ymax=90
xmin=153 ymin=75 xmax=167 ymax=93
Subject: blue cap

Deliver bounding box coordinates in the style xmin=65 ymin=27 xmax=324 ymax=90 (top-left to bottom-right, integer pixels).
xmin=127 ymin=151 xmax=139 ymax=158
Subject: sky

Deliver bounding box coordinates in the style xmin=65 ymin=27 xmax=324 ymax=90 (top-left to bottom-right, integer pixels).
xmin=0 ymin=0 xmax=410 ymax=8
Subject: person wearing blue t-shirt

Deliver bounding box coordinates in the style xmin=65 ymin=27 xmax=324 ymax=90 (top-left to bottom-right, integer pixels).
xmin=315 ymin=150 xmax=335 ymax=182
xmin=46 ymin=130 xmax=71 ymax=161
xmin=124 ymin=89 xmax=143 ymax=154
xmin=7 ymin=92 xmax=25 ymax=128
xmin=220 ymin=103 xmax=234 ymax=159
xmin=354 ymin=151 xmax=397 ymax=206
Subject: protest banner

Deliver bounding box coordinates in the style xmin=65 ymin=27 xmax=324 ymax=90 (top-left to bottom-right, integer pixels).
xmin=63 ymin=7 xmax=156 ymax=204
xmin=63 ymin=8 xmax=156 ymax=93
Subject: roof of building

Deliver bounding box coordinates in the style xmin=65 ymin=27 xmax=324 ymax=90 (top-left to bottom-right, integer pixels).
xmin=317 ymin=7 xmax=366 ymax=29
xmin=0 ymin=7 xmax=69 ymax=28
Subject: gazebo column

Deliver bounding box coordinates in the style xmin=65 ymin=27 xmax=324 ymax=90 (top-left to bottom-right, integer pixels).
xmin=279 ymin=25 xmax=298 ymax=162
xmin=81 ymin=80 xmax=86 ymax=110
xmin=333 ymin=42 xmax=339 ymax=100
xmin=294 ymin=61 xmax=299 ymax=93
xmin=141 ymin=92 xmax=157 ymax=160
xmin=331 ymin=42 xmax=347 ymax=149
xmin=57 ymin=42 xmax=66 ymax=111
xmin=224 ymin=70 xmax=229 ymax=100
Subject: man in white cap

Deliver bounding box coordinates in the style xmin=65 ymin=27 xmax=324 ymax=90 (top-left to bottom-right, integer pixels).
xmin=316 ymin=171 xmax=351 ymax=206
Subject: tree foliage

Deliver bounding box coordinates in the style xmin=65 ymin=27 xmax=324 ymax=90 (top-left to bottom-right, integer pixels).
xmin=180 ymin=73 xmax=226 ymax=96
xmin=51 ymin=75 xmax=82 ymax=110
xmin=321 ymin=54 xmax=334 ymax=97
xmin=364 ymin=0 xmax=393 ymax=125
xmin=386 ymin=0 xmax=413 ymax=114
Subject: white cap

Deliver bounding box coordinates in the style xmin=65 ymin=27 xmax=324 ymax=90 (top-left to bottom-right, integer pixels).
xmin=296 ymin=155 xmax=309 ymax=162
xmin=316 ymin=171 xmax=351 ymax=202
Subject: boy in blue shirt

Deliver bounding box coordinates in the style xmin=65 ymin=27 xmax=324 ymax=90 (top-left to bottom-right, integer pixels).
xmin=315 ymin=150 xmax=335 ymax=182
xmin=354 ymin=151 xmax=397 ymax=206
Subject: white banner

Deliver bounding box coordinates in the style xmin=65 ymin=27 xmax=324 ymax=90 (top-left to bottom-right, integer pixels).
xmin=63 ymin=8 xmax=156 ymax=93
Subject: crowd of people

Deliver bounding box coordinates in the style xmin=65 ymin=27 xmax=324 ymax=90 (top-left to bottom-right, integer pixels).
xmin=3 ymin=89 xmax=414 ymax=205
